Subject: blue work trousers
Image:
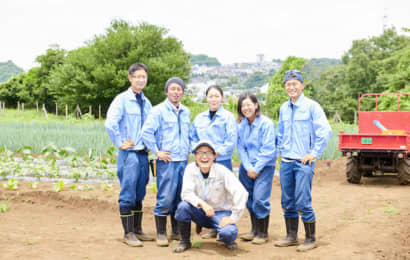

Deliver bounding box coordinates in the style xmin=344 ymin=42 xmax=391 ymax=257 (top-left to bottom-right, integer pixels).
xmin=279 ymin=160 xmax=315 ymax=222
xmin=175 ymin=201 xmax=238 ymax=244
xmin=154 ymin=160 xmax=187 ymax=216
xmin=216 ymin=159 xmax=232 ymax=171
xmin=117 ymin=150 xmax=149 ymax=208
xmin=239 ymin=165 xmax=275 ymax=219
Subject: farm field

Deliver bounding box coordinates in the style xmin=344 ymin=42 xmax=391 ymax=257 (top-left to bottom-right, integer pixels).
xmin=1 ymin=158 xmax=409 ymax=260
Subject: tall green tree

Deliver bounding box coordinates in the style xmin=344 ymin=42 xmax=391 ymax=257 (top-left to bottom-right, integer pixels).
xmin=46 ymin=20 xmax=191 ymax=113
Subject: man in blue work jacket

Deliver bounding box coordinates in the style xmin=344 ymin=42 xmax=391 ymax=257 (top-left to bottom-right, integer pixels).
xmin=105 ymin=62 xmax=154 ymax=247
xmin=275 ymin=70 xmax=332 ymax=252
xmin=141 ymin=77 xmax=191 ymax=247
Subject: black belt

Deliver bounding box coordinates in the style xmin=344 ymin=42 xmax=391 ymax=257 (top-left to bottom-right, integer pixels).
xmin=283 ymin=157 xmax=301 ymax=163
xmin=130 ymin=149 xmax=148 ymax=155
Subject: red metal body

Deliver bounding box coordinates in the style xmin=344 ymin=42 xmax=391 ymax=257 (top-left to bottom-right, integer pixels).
xmin=339 ymin=93 xmax=410 ymax=154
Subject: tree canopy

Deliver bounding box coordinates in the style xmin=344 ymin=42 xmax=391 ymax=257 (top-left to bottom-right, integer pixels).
xmin=0 ymin=20 xmax=191 ymax=113
xmin=190 ymin=54 xmax=221 ymax=66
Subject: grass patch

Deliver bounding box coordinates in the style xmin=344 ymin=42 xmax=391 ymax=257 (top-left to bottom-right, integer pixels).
xmin=383 ymin=208 xmax=400 ymax=215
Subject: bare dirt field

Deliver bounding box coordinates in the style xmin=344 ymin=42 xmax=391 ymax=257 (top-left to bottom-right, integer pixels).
xmin=1 ymin=158 xmax=410 ymax=260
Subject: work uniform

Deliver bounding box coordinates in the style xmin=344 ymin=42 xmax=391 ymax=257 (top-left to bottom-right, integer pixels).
xmin=175 ymin=162 xmax=248 ymax=245
xmin=237 ymin=114 xmax=277 ymax=219
xmin=189 ymin=106 xmax=237 ymax=170
xmin=105 ymin=87 xmax=152 ymax=209
xmin=141 ymin=98 xmax=191 ymax=216
xmin=277 ymin=93 xmax=332 ymax=222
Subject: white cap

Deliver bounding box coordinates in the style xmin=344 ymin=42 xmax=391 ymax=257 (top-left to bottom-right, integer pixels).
xmin=193 ymin=140 xmax=216 ymax=154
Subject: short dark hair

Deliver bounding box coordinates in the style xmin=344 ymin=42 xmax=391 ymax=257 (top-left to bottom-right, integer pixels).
xmin=205 ymin=85 xmax=224 ymax=97
xmin=237 ymin=93 xmax=260 ymax=122
xmin=128 ymin=62 xmax=148 ymax=75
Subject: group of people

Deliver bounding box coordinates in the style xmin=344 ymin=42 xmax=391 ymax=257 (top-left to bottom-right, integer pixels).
xmin=104 ymin=62 xmax=332 ymax=253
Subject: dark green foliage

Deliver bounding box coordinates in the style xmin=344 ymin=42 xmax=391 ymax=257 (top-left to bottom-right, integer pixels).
xmin=0 ymin=61 xmax=24 ymax=83
xmin=244 ymin=71 xmax=269 ymax=89
xmin=46 ymin=20 xmax=190 ymax=112
xmin=190 ymin=54 xmax=221 ymax=66
xmin=312 ymin=27 xmax=410 ymax=121
xmin=0 ymin=20 xmax=190 ymax=113
xmin=303 ymin=58 xmax=342 ymax=81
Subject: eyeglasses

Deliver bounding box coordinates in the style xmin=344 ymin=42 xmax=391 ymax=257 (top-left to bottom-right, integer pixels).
xmin=195 ymin=151 xmax=214 ymax=156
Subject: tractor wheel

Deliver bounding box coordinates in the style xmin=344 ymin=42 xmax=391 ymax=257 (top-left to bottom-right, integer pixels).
xmin=362 ymin=171 xmax=373 ymax=177
xmin=346 ymin=156 xmax=361 ymax=184
xmin=397 ymin=158 xmax=410 ymax=185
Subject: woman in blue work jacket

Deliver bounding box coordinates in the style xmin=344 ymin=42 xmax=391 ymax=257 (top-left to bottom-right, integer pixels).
xmin=237 ymin=93 xmax=277 ymax=245
xmin=189 ymin=85 xmax=237 ymax=171
xmin=189 ymin=85 xmax=238 ymax=239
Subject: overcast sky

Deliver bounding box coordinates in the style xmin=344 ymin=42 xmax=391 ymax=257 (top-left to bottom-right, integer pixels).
xmin=1 ymin=0 xmax=409 ymax=71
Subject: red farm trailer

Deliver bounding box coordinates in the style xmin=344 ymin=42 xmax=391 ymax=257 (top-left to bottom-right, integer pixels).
xmin=339 ymin=93 xmax=410 ymax=184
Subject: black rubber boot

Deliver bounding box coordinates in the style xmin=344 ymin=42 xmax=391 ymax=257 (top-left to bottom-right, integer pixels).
xmin=173 ymin=221 xmax=192 ymax=253
xmin=297 ymin=221 xmax=317 ymax=251
xmin=240 ymin=212 xmax=256 ymax=241
xmin=120 ymin=214 xmax=143 ymax=247
xmin=252 ymin=215 xmax=269 ymax=244
xmin=275 ymin=217 xmax=299 ymax=247
xmin=132 ymin=210 xmax=154 ymax=241
xmin=155 ymin=215 xmax=169 ymax=247
xmin=170 ymin=212 xmax=180 ymax=240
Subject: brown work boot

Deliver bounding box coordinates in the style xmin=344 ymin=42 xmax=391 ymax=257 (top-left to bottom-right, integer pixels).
xmin=275 ymin=217 xmax=299 ymax=247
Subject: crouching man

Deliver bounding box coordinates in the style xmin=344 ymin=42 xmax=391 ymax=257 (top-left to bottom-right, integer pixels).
xmin=173 ymin=140 xmax=248 ymax=253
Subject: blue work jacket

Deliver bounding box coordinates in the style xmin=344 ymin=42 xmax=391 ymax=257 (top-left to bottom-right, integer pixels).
xmin=142 ymin=99 xmax=191 ymax=161
xmin=278 ymin=93 xmax=332 ymax=160
xmin=189 ymin=106 xmax=237 ymax=161
xmin=237 ymin=115 xmax=277 ymax=173
xmin=105 ymin=87 xmax=152 ymax=150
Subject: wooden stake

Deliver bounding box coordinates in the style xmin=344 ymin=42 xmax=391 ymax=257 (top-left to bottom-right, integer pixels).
xmin=42 ymin=104 xmax=49 ymax=119
xmin=36 ymin=102 xmax=39 ymax=112
xmin=99 ymin=105 xmax=101 ymax=120
xmin=89 ymin=105 xmax=92 ymax=116
xmin=56 ymin=103 xmax=58 ymax=117
xmin=65 ymin=104 xmax=68 ymax=120
xmin=17 ymin=101 xmax=20 ymax=112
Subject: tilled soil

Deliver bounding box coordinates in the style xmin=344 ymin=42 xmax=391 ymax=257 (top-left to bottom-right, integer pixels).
xmin=1 ymin=158 xmax=410 ymax=260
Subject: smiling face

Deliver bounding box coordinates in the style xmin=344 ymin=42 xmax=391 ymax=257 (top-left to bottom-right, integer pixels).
xmin=206 ymin=87 xmax=223 ymax=112
xmin=194 ymin=145 xmax=216 ymax=173
xmin=285 ymin=79 xmax=305 ymax=103
xmin=240 ymin=98 xmax=258 ymax=122
xmin=166 ymin=83 xmax=184 ymax=106
xmin=128 ymin=69 xmax=148 ymax=94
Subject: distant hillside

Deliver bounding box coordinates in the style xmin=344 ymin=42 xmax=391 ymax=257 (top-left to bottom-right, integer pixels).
xmin=190 ymin=54 xmax=221 ymax=66
xmin=0 ymin=61 xmax=24 ymax=82
xmin=303 ymin=58 xmax=342 ymax=81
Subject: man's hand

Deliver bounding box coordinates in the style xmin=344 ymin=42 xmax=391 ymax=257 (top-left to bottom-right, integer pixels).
xmin=199 ymin=201 xmax=215 ymax=217
xmin=219 ymin=216 xmax=234 ymax=227
xmin=247 ymin=169 xmax=259 ymax=179
xmin=301 ymin=153 xmax=315 ymax=165
xmin=156 ymin=151 xmax=172 ymax=162
xmin=119 ymin=140 xmax=135 ymax=150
